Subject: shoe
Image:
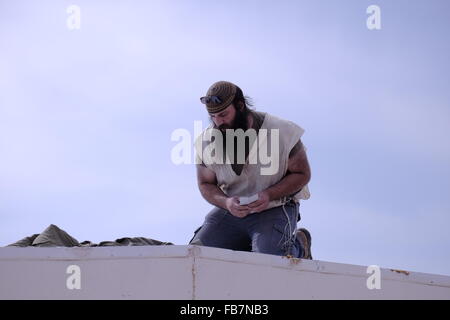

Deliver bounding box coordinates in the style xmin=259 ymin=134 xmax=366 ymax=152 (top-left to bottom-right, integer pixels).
xmin=296 ymin=228 xmax=313 ymax=260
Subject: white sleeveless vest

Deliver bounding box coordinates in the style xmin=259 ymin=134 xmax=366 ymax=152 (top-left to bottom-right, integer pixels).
xmin=195 ymin=112 xmax=311 ymax=209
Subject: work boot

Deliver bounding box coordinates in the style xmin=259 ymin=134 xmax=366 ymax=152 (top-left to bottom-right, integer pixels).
xmin=297 ymin=228 xmax=313 ymax=260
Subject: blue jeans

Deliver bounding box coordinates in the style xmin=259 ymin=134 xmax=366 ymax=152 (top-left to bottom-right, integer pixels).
xmin=189 ymin=200 xmax=304 ymax=258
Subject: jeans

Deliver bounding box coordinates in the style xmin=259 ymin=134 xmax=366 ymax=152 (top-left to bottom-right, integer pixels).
xmin=189 ymin=200 xmax=304 ymax=258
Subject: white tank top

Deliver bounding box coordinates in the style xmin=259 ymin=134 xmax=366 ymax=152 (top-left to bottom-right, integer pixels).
xmin=195 ymin=112 xmax=311 ymax=209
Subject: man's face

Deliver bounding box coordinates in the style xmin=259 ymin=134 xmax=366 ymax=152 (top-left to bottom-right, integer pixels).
xmin=209 ymin=104 xmax=238 ymax=131
xmin=210 ymin=103 xmax=249 ymax=133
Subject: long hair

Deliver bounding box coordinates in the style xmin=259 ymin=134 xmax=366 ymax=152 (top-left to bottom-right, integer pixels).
xmin=233 ymin=85 xmax=255 ymax=116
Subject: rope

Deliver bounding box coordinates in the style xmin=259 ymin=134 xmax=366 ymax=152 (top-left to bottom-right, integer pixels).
xmin=278 ymin=197 xmax=299 ymax=256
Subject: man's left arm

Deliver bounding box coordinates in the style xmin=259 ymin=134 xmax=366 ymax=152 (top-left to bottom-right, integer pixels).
xmin=248 ymin=139 xmax=311 ymax=213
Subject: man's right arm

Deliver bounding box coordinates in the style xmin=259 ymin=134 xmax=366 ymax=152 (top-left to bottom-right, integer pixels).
xmin=196 ymin=164 xmax=249 ymax=217
xmin=196 ymin=164 xmax=228 ymax=210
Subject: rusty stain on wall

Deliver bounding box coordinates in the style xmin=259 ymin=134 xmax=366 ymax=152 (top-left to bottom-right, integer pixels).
xmin=390 ymin=269 xmax=410 ymax=276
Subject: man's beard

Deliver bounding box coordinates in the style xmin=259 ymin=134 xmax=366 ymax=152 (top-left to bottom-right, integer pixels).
xmin=218 ymin=107 xmax=249 ymax=132
xmin=215 ymin=107 xmax=251 ymax=164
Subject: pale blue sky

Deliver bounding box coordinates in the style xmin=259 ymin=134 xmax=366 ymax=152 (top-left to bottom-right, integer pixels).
xmin=1 ymin=0 xmax=449 ymax=276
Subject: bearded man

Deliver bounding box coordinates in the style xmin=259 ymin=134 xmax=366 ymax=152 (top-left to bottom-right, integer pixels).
xmin=189 ymin=81 xmax=313 ymax=259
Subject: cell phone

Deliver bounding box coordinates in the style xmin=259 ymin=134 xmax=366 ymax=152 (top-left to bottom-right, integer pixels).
xmin=239 ymin=194 xmax=259 ymax=205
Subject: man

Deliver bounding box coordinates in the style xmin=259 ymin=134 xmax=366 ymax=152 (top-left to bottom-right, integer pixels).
xmin=189 ymin=80 xmax=312 ymax=259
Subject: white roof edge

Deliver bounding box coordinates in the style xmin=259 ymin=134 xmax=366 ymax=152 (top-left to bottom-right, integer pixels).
xmin=1 ymin=245 xmax=449 ymax=288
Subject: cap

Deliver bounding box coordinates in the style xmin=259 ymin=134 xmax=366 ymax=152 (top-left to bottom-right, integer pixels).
xmin=200 ymin=81 xmax=237 ymax=113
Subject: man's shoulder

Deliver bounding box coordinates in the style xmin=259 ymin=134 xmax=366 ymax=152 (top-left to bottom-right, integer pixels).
xmin=263 ymin=112 xmax=303 ymax=132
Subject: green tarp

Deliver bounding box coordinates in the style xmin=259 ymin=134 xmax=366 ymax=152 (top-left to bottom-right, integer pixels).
xmin=6 ymin=224 xmax=173 ymax=247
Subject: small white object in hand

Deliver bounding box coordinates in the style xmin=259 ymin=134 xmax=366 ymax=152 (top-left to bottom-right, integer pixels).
xmin=239 ymin=194 xmax=259 ymax=205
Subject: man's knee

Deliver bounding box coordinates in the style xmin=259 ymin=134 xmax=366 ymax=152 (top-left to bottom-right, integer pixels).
xmin=188 ymin=225 xmax=205 ymax=245
xmin=189 ymin=237 xmax=204 ymax=246
xmin=252 ymin=223 xmax=301 ymax=257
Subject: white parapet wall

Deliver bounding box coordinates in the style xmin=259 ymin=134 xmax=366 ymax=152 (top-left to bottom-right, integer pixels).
xmin=0 ymin=245 xmax=449 ymax=300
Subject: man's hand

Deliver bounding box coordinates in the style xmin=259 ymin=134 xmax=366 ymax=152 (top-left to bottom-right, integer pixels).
xmin=247 ymin=190 xmax=271 ymax=213
xmin=225 ymin=197 xmax=250 ymax=218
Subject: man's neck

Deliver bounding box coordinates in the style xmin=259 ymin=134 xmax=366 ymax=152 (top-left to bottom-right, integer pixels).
xmin=248 ymin=111 xmax=265 ymax=132
xmin=247 ymin=113 xmax=254 ymax=130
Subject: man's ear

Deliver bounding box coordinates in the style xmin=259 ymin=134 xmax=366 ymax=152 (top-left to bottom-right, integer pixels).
xmin=237 ymin=101 xmax=245 ymax=111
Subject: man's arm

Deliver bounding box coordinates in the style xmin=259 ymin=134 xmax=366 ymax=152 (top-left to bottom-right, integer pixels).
xmin=266 ymin=139 xmax=311 ymax=200
xmin=248 ymin=139 xmax=311 ymax=212
xmin=196 ymin=164 xmax=227 ymax=209
xmin=197 ymin=164 xmax=250 ymax=217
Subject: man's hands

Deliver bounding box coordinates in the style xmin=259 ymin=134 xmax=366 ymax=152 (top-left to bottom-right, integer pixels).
xmin=225 ymin=197 xmax=250 ymax=218
xmin=226 ymin=190 xmax=271 ymax=218
xmin=248 ymin=190 xmax=270 ymax=213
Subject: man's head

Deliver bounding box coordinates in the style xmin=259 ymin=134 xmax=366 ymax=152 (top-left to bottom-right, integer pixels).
xmin=200 ymin=81 xmax=253 ymax=132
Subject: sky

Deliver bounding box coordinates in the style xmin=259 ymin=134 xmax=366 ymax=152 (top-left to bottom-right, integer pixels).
xmin=1 ymin=0 xmax=449 ymax=277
